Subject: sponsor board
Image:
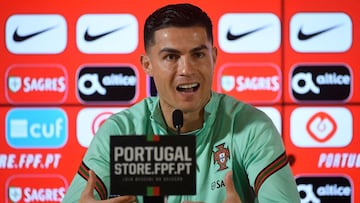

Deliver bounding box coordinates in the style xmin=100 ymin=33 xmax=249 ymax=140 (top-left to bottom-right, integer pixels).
xmin=110 ymin=135 xmax=196 ymax=196
xmin=290 ymin=107 xmax=352 ymax=148
xmin=5 ymin=108 xmax=68 ymax=149
xmin=5 ymin=64 xmax=68 ymax=104
xmin=76 ymin=14 xmax=138 ymax=54
xmin=76 ymin=65 xmax=139 ymax=104
xmin=0 ymin=153 xmax=62 ymax=169
xmin=296 ymin=175 xmax=353 ymax=203
xmin=76 ymin=107 xmax=127 ymax=148
xmin=290 ymin=64 xmax=352 ymax=102
xmin=6 ymin=14 xmax=67 ymax=54
xmin=218 ymin=13 xmax=281 ymax=53
xmin=6 ymin=174 xmax=68 ymax=203
xmin=290 ymin=12 xmax=352 ymax=53
xmin=218 ymin=63 xmax=281 ymax=104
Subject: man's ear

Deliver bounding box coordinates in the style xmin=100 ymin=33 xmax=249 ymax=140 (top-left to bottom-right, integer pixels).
xmin=212 ymin=46 xmax=218 ymax=65
xmin=140 ymin=54 xmax=153 ymax=76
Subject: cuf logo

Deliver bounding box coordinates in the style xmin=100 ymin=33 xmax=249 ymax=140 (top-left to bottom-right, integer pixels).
xmin=213 ymin=143 xmax=230 ymax=171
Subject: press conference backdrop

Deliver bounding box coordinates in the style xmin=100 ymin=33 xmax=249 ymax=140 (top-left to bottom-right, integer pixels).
xmin=0 ymin=0 xmax=359 ymax=202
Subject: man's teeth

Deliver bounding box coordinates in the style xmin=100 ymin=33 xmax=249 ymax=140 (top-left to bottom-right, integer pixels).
xmin=178 ymin=83 xmax=198 ymax=89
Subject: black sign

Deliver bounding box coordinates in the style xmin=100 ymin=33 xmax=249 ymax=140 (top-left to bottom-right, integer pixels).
xmin=110 ymin=135 xmax=196 ymax=196
xmin=291 ymin=64 xmax=352 ymax=102
xmin=77 ymin=66 xmax=138 ymax=103
xmin=296 ymin=176 xmax=352 ymax=203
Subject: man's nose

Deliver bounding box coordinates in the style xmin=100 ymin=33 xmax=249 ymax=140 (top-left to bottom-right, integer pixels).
xmin=179 ymin=56 xmax=194 ymax=75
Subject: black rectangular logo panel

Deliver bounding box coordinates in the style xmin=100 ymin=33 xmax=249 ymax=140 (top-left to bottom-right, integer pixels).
xmin=110 ymin=135 xmax=196 ymax=196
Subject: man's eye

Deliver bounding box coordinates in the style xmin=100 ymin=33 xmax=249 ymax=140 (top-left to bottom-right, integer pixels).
xmin=165 ymin=54 xmax=178 ymax=61
xmin=194 ymin=52 xmax=205 ymax=58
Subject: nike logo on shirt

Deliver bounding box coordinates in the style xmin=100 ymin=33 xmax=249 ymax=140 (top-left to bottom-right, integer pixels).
xmin=13 ymin=26 xmax=56 ymax=42
xmin=84 ymin=25 xmax=129 ymax=41
xmin=226 ymin=25 xmax=269 ymax=41
xmin=297 ymin=24 xmax=341 ymax=40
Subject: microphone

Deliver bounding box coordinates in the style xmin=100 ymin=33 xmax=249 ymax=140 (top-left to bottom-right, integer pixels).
xmin=144 ymin=110 xmax=183 ymax=203
xmin=172 ymin=109 xmax=183 ymax=135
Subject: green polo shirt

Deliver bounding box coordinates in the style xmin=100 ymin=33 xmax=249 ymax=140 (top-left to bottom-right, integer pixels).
xmin=62 ymin=92 xmax=300 ymax=203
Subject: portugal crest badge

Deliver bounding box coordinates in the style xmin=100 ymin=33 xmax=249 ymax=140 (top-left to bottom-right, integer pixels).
xmin=213 ymin=143 xmax=230 ymax=171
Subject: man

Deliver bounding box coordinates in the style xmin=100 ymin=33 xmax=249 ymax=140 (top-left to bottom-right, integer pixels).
xmin=62 ymin=3 xmax=300 ymax=203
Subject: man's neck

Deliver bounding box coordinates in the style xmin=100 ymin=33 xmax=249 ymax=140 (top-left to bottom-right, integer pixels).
xmin=160 ymin=104 xmax=204 ymax=133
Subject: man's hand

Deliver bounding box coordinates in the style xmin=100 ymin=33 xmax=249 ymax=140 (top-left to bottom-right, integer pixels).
xmin=222 ymin=171 xmax=242 ymax=203
xmin=79 ymin=170 xmax=136 ymax=203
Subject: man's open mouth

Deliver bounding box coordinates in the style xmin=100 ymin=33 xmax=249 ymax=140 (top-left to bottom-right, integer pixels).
xmin=176 ymin=83 xmax=200 ymax=92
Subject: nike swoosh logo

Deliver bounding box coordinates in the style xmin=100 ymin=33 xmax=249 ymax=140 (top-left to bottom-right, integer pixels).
xmin=13 ymin=26 xmax=57 ymax=42
xmin=226 ymin=25 xmax=269 ymax=41
xmin=84 ymin=25 xmax=129 ymax=41
xmin=297 ymin=24 xmax=341 ymax=40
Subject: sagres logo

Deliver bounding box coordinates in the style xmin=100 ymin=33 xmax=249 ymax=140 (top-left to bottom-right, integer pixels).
xmin=296 ymin=175 xmax=352 ymax=203
xmin=291 ymin=64 xmax=352 ymax=102
xmin=218 ymin=63 xmax=281 ymax=104
xmin=290 ymin=107 xmax=352 ymax=148
xmin=77 ymin=65 xmax=138 ymax=103
xmin=6 ymin=108 xmax=68 ymax=149
xmin=76 ymin=108 xmax=126 ymax=148
xmin=6 ymin=64 xmax=68 ymax=104
xmin=6 ymin=174 xmax=68 ymax=203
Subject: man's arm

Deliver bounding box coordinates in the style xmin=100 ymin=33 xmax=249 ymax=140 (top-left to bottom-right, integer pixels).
xmin=241 ymin=108 xmax=300 ymax=202
xmin=257 ymin=163 xmax=300 ymax=202
xmin=63 ymin=118 xmax=123 ymax=202
xmin=78 ymin=170 xmax=136 ymax=203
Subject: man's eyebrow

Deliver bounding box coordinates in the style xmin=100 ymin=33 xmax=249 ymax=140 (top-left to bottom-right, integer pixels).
xmin=158 ymin=45 xmax=209 ymax=55
xmin=159 ymin=47 xmax=181 ymax=55
xmin=190 ymin=45 xmax=209 ymax=53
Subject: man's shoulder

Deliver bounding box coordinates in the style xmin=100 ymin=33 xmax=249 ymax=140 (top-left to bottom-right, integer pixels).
xmin=214 ymin=92 xmax=255 ymax=112
xmin=214 ymin=92 xmax=271 ymax=123
xmin=110 ymin=97 xmax=157 ymax=120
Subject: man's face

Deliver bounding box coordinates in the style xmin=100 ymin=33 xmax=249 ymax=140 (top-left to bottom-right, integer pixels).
xmin=142 ymin=26 xmax=217 ymax=114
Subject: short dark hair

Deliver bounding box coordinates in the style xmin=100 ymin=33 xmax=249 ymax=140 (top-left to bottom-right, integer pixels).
xmin=143 ymin=3 xmax=213 ymax=52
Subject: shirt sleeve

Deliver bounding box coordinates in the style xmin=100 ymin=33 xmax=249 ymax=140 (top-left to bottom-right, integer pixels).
xmin=62 ymin=118 xmax=123 ymax=202
xmin=257 ymin=164 xmax=301 ymax=203
xmin=240 ymin=109 xmax=300 ymax=202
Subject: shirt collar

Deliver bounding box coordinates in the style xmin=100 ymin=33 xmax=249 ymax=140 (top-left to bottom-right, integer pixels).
xmin=149 ymin=91 xmax=220 ymax=133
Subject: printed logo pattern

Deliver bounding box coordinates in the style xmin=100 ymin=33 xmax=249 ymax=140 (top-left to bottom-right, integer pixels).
xmin=6 ymin=174 xmax=68 ymax=203
xmin=76 ymin=108 xmax=126 ymax=148
xmin=76 ymin=14 xmax=138 ymax=53
xmin=76 ymin=65 xmax=138 ymax=103
xmin=6 ymin=108 xmax=68 ymax=149
xmin=218 ymin=13 xmax=280 ymax=53
xmin=290 ymin=107 xmax=352 ymax=148
xmin=290 ymin=12 xmax=352 ymax=52
xmin=296 ymin=175 xmax=352 ymax=203
xmin=6 ymin=14 xmax=67 ymax=54
xmin=218 ymin=63 xmax=281 ymax=103
xmin=5 ymin=64 xmax=68 ymax=104
xmin=291 ymin=64 xmax=352 ymax=102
